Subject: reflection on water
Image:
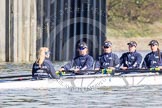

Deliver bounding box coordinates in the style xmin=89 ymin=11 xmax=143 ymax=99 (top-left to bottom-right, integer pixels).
xmin=0 ymin=51 xmax=162 ymax=108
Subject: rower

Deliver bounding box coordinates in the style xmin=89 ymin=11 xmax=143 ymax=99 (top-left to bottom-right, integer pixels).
xmin=142 ymin=40 xmax=162 ymax=69
xmin=59 ymin=42 xmax=94 ymax=75
xmin=95 ymin=40 xmax=120 ymax=71
xmin=32 ymin=47 xmax=59 ymax=79
xmin=119 ymin=41 xmax=142 ymax=70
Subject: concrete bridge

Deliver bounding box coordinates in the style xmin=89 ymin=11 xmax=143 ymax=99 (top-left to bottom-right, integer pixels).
xmin=0 ymin=0 xmax=106 ymax=62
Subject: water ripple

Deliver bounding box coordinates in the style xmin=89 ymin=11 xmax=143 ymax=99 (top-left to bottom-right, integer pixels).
xmin=1 ymin=63 xmax=162 ymax=107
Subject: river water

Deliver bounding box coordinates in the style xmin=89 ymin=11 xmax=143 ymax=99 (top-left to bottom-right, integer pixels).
xmin=1 ymin=51 xmax=162 ymax=108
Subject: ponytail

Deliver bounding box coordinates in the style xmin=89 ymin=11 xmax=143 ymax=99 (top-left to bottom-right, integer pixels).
xmin=157 ymin=48 xmax=161 ymax=61
xmin=36 ymin=47 xmax=46 ymax=67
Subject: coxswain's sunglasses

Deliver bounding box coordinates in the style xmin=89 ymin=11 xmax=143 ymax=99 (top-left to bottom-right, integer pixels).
xmin=45 ymin=51 xmax=51 ymax=55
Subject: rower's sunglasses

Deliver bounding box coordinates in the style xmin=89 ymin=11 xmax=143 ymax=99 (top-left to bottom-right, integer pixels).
xmin=104 ymin=46 xmax=110 ymax=48
xmin=150 ymin=44 xmax=157 ymax=47
xmin=128 ymin=45 xmax=134 ymax=47
xmin=79 ymin=47 xmax=86 ymax=50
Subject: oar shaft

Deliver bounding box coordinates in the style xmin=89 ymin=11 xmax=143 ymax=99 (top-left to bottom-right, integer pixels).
xmin=115 ymin=69 xmax=162 ymax=73
xmin=62 ymin=70 xmax=98 ymax=75
xmin=61 ymin=69 xmax=162 ymax=74
xmin=0 ymin=74 xmax=31 ymax=79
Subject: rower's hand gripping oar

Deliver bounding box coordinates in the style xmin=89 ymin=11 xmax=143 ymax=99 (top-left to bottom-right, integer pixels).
xmin=56 ymin=71 xmax=66 ymax=76
xmin=101 ymin=69 xmax=113 ymax=74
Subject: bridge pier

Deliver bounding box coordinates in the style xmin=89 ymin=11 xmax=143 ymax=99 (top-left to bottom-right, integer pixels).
xmin=0 ymin=0 xmax=106 ymax=62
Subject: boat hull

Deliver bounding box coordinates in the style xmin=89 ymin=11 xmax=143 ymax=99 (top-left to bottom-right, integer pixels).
xmin=0 ymin=73 xmax=162 ymax=89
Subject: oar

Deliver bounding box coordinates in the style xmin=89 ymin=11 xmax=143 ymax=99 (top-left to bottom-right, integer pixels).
xmin=114 ymin=69 xmax=162 ymax=73
xmin=107 ymin=69 xmax=162 ymax=74
xmin=58 ymin=69 xmax=162 ymax=75
xmin=0 ymin=78 xmax=32 ymax=82
xmin=3 ymin=69 xmax=160 ymax=79
xmin=0 ymin=74 xmax=32 ymax=79
xmin=56 ymin=70 xmax=99 ymax=76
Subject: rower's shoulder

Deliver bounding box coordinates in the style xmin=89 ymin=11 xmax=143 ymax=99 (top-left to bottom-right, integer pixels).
xmin=144 ymin=52 xmax=152 ymax=58
xmin=86 ymin=54 xmax=94 ymax=60
xmin=135 ymin=51 xmax=142 ymax=56
xmin=32 ymin=61 xmax=38 ymax=66
xmin=111 ymin=52 xmax=118 ymax=56
xmin=121 ymin=52 xmax=129 ymax=56
xmin=44 ymin=59 xmax=53 ymax=65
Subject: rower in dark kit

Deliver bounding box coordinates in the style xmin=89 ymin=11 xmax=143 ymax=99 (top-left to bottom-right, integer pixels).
xmin=142 ymin=40 xmax=162 ymax=69
xmin=32 ymin=47 xmax=58 ymax=79
xmin=59 ymin=42 xmax=94 ymax=75
xmin=95 ymin=41 xmax=120 ymax=70
xmin=119 ymin=41 xmax=142 ymax=70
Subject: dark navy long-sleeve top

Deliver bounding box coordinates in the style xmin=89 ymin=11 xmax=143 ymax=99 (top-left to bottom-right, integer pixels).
xmin=120 ymin=51 xmax=142 ymax=69
xmin=32 ymin=58 xmax=58 ymax=79
xmin=62 ymin=54 xmax=94 ymax=70
xmin=142 ymin=51 xmax=162 ymax=68
xmin=95 ymin=52 xmax=120 ymax=69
